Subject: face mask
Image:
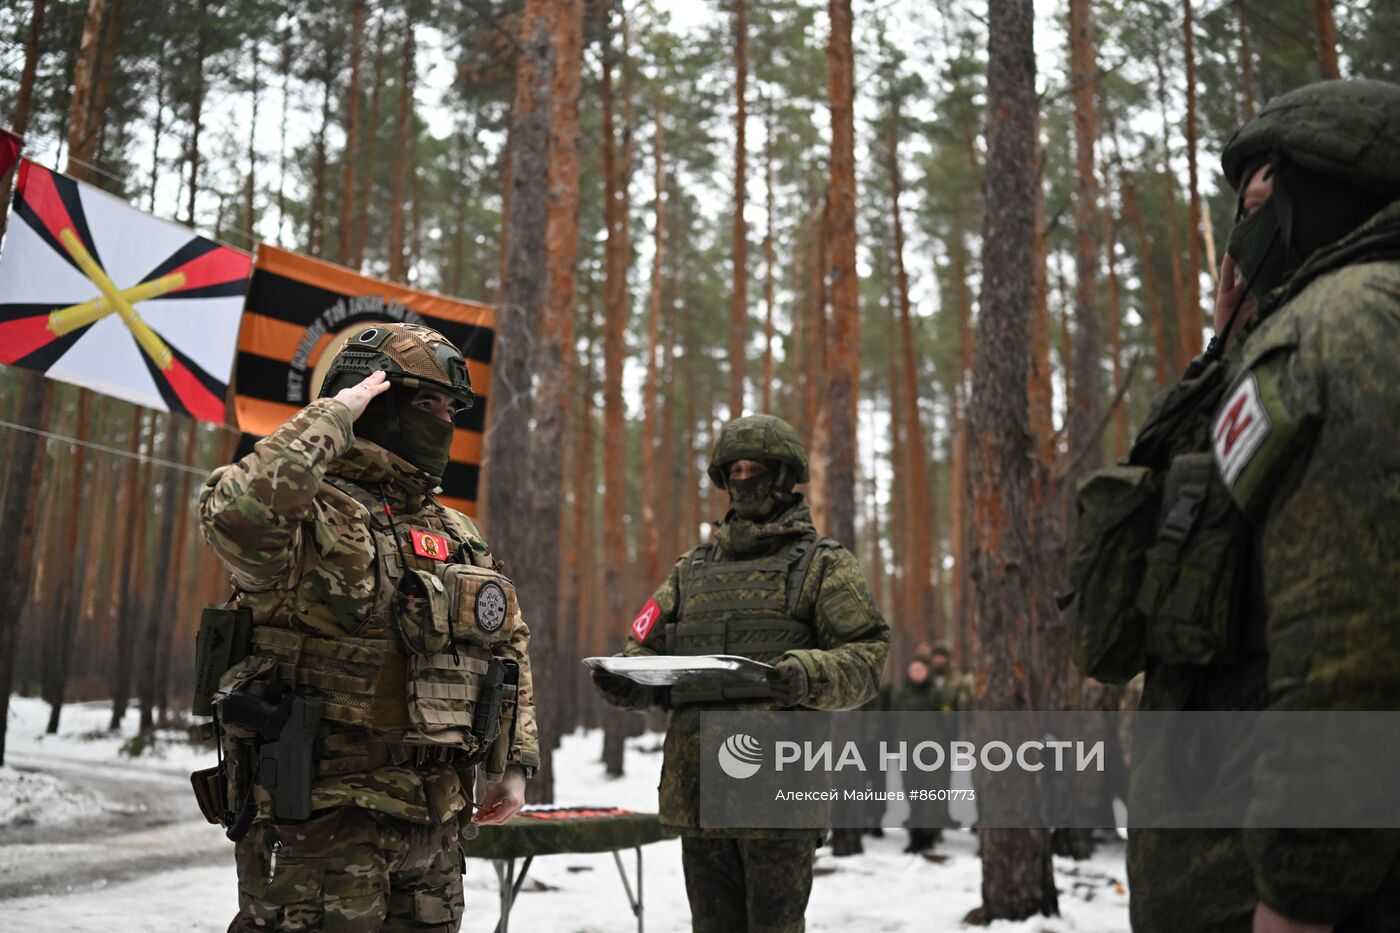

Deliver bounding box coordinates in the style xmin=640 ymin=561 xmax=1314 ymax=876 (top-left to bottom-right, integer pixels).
xmin=355 ymin=394 xmax=455 ymax=481
xmin=1225 ymin=197 xmax=1288 ymax=303
xmin=395 ymin=406 xmax=454 ymax=480
xmin=727 ymin=471 xmax=777 ymax=520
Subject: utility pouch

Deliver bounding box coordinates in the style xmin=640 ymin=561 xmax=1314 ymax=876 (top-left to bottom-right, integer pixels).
xmin=1064 ymin=465 xmax=1161 ymax=683
xmin=441 ymin=564 xmax=520 ymax=648
xmin=484 ymin=660 xmax=520 ymax=780
xmin=193 ymin=604 xmax=252 ymax=717
xmin=395 ymin=569 xmax=452 ymax=656
xmin=1138 ymin=452 xmax=1249 ymax=666
xmin=190 ymin=765 xmax=227 ymax=825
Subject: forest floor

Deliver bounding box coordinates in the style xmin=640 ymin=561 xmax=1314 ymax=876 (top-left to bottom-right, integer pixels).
xmin=0 ymin=696 xmax=1131 ymax=931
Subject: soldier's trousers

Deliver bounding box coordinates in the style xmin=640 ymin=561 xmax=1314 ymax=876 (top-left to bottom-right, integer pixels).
xmin=230 ymin=805 xmax=464 ymax=932
xmin=680 ymin=835 xmax=815 ymax=933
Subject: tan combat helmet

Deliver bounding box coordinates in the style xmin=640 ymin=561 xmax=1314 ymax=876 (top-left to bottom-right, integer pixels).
xmin=318 ymin=322 xmax=475 ymax=411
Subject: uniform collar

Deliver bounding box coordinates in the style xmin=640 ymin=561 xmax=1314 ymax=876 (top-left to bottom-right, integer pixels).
xmin=328 ymin=439 xmax=439 ymax=513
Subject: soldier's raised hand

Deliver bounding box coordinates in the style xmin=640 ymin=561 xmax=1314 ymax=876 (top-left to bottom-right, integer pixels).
xmin=333 ymin=371 xmax=392 ymax=420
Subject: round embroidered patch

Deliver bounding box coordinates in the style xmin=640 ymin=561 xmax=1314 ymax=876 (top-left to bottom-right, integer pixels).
xmin=476 ymin=581 xmax=508 ymax=633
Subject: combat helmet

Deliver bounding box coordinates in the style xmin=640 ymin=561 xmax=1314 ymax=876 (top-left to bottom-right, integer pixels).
xmin=1221 ymin=79 xmax=1400 ymax=196
xmin=318 ymin=322 xmax=475 ymax=411
xmin=707 ymin=414 xmax=810 ymax=489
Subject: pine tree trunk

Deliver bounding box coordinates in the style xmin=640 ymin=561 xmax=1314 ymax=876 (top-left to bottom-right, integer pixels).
xmin=1028 ymin=126 xmax=1054 ymax=468
xmin=885 ymin=275 xmax=908 ymax=647
xmin=307 ymin=75 xmax=332 ymax=255
xmin=138 ymin=417 xmax=184 ymax=732
xmin=761 ymin=106 xmax=777 ymax=413
xmin=1312 ymin=0 xmax=1341 ymax=79
xmin=1101 ymin=168 xmax=1128 ymax=460
xmin=276 ymin=26 xmax=292 ymax=245
xmin=520 ymin=0 xmax=581 ymax=805
xmin=109 ymin=407 xmax=149 ymax=730
xmin=1181 ymin=0 xmax=1204 ymax=363
xmin=44 ymin=392 xmax=93 ymax=734
xmin=1068 ymin=0 xmax=1102 ymax=477
xmin=1236 ymin=3 xmax=1256 ymax=120
xmin=0 ymin=0 xmax=46 ymax=242
xmin=243 ymin=41 xmax=260 ymax=241
xmin=570 ymin=299 xmax=599 ymax=724
xmin=886 ymin=107 xmax=935 ymax=640
xmin=728 ymin=0 xmax=750 ymax=420
xmin=88 ymin=0 xmax=123 ymax=172
xmin=64 ymin=0 xmax=107 ymax=182
xmin=154 ymin=425 xmax=200 ymax=725
xmin=824 ymin=0 xmax=859 ymax=552
xmin=184 ymin=1 xmax=209 ymax=226
xmin=968 ymin=0 xmax=1058 ymax=920
xmin=0 ymin=374 xmax=51 ymax=764
xmin=388 ymin=14 xmax=415 ymax=280
xmin=355 ymin=17 xmax=385 ymax=268
xmin=1119 ymin=170 xmax=1169 ymax=389
xmin=338 ymin=0 xmax=366 ymax=265
xmin=641 ymin=98 xmax=667 ymax=588
xmin=600 ymin=6 xmax=633 ymax=778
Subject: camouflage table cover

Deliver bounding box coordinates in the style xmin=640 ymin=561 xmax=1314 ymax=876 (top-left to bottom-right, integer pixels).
xmin=459 ymin=806 xmax=671 ymax=860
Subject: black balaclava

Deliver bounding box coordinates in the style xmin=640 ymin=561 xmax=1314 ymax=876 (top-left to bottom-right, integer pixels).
xmin=355 ymin=386 xmax=454 ymax=481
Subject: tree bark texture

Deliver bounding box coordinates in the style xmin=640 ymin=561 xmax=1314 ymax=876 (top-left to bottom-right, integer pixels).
xmin=970 ymin=0 xmax=1058 ymax=920
xmin=521 ymin=0 xmax=581 ymax=805
xmin=1068 ymin=0 xmax=1102 ymax=478
xmin=641 ymin=99 xmax=667 ymax=589
xmin=1312 ymin=0 xmax=1341 ymax=79
xmin=337 ymin=0 xmax=366 ymax=266
xmin=728 ymin=0 xmax=750 ymax=421
xmin=388 ymin=14 xmax=416 ymax=281
xmin=64 ymin=0 xmax=106 ymax=182
xmin=43 ymin=391 xmax=93 ymax=734
xmin=1181 ymin=0 xmax=1204 ymax=362
xmin=823 ymin=0 xmax=859 ymax=551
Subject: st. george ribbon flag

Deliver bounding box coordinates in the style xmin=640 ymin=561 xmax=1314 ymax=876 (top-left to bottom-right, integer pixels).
xmin=233 ymin=245 xmax=495 ymax=516
xmin=0 ymin=159 xmax=253 ymax=422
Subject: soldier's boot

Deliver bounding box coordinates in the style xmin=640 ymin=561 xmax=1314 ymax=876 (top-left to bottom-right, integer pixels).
xmin=903 ymin=829 xmax=935 ymax=853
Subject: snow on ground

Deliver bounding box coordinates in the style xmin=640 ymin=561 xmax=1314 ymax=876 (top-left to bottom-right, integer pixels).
xmin=0 ymin=697 xmax=1131 ymax=932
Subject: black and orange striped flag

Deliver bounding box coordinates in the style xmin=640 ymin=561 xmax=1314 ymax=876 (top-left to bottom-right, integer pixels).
xmin=234 ymin=245 xmax=494 ymax=516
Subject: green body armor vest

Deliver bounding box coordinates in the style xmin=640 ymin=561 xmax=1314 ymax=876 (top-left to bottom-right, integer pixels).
xmin=668 ymin=535 xmax=824 ymax=705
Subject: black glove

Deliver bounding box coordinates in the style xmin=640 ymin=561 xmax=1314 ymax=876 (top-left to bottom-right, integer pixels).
xmin=765 ymin=656 xmax=809 ymax=708
xmin=592 ymin=668 xmax=644 ymax=709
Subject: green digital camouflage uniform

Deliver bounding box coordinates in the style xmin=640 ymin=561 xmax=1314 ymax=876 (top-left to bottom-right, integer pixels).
xmin=200 ymin=397 xmax=540 ymax=931
xmin=892 ymin=667 xmax=968 ymax=833
xmin=596 ymin=415 xmax=889 ymax=933
xmin=1115 ymin=82 xmax=1400 ymax=932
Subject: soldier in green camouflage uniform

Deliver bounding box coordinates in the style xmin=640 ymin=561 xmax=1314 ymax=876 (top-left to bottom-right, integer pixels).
xmin=591 ymin=414 xmax=889 ymax=933
xmin=200 ymin=323 xmax=540 ymax=931
xmin=1067 ymin=80 xmax=1400 ymax=933
xmin=891 ymin=647 xmax=968 ymax=852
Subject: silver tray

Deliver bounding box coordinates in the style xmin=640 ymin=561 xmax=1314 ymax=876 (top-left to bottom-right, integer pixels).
xmin=582 ymin=654 xmax=775 ymax=687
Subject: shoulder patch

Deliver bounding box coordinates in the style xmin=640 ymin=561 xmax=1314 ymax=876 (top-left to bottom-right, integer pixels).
xmin=631 ymin=598 xmax=662 ymax=644
xmin=1212 ymin=372 xmax=1271 ymax=488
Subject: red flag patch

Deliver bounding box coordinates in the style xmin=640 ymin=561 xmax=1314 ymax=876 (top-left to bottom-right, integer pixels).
xmin=410 ymin=529 xmax=449 ymax=561
xmin=631 ymin=599 xmax=662 ymax=643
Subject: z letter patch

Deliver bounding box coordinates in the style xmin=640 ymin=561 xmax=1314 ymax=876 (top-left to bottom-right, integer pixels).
xmin=631 ymin=599 xmax=662 ymax=644
xmin=1212 ymin=373 xmax=1271 ymax=488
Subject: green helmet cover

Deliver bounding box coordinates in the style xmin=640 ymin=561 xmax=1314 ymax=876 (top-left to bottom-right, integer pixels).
xmin=1221 ymin=79 xmax=1400 ymax=196
xmin=707 ymin=414 xmax=810 ymax=489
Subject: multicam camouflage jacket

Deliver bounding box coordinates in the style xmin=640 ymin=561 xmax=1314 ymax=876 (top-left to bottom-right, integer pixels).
xmin=199 ymin=397 xmax=540 ymax=824
xmin=612 ymin=498 xmax=889 ymax=835
xmin=1130 ymin=201 xmax=1400 ymax=931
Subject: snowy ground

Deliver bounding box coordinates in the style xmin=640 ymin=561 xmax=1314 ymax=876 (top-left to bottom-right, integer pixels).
xmin=1 ymin=697 xmax=1130 ymax=932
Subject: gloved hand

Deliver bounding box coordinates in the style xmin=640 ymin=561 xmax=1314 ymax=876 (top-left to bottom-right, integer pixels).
xmin=765 ymin=656 xmax=809 ymax=708
xmin=592 ymin=667 xmax=645 ymax=709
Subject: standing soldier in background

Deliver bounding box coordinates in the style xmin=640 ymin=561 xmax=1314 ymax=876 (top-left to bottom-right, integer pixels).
xmin=592 ymin=414 xmax=889 ymax=933
xmin=197 ymin=323 xmax=538 ymax=931
xmin=1066 ymin=80 xmax=1400 ymax=932
xmin=892 ymin=646 xmax=968 ymax=853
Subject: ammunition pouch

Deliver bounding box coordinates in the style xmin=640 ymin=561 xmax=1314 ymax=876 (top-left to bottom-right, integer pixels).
xmin=395 ymin=569 xmax=452 ymax=656
xmin=1137 ymin=452 xmax=1251 ymax=666
xmin=1065 ymin=465 xmax=1160 ymax=683
xmin=193 ymin=603 xmax=252 ymax=717
xmin=248 ymin=626 xmax=407 ymax=730
xmin=190 ymin=765 xmax=227 ymax=825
